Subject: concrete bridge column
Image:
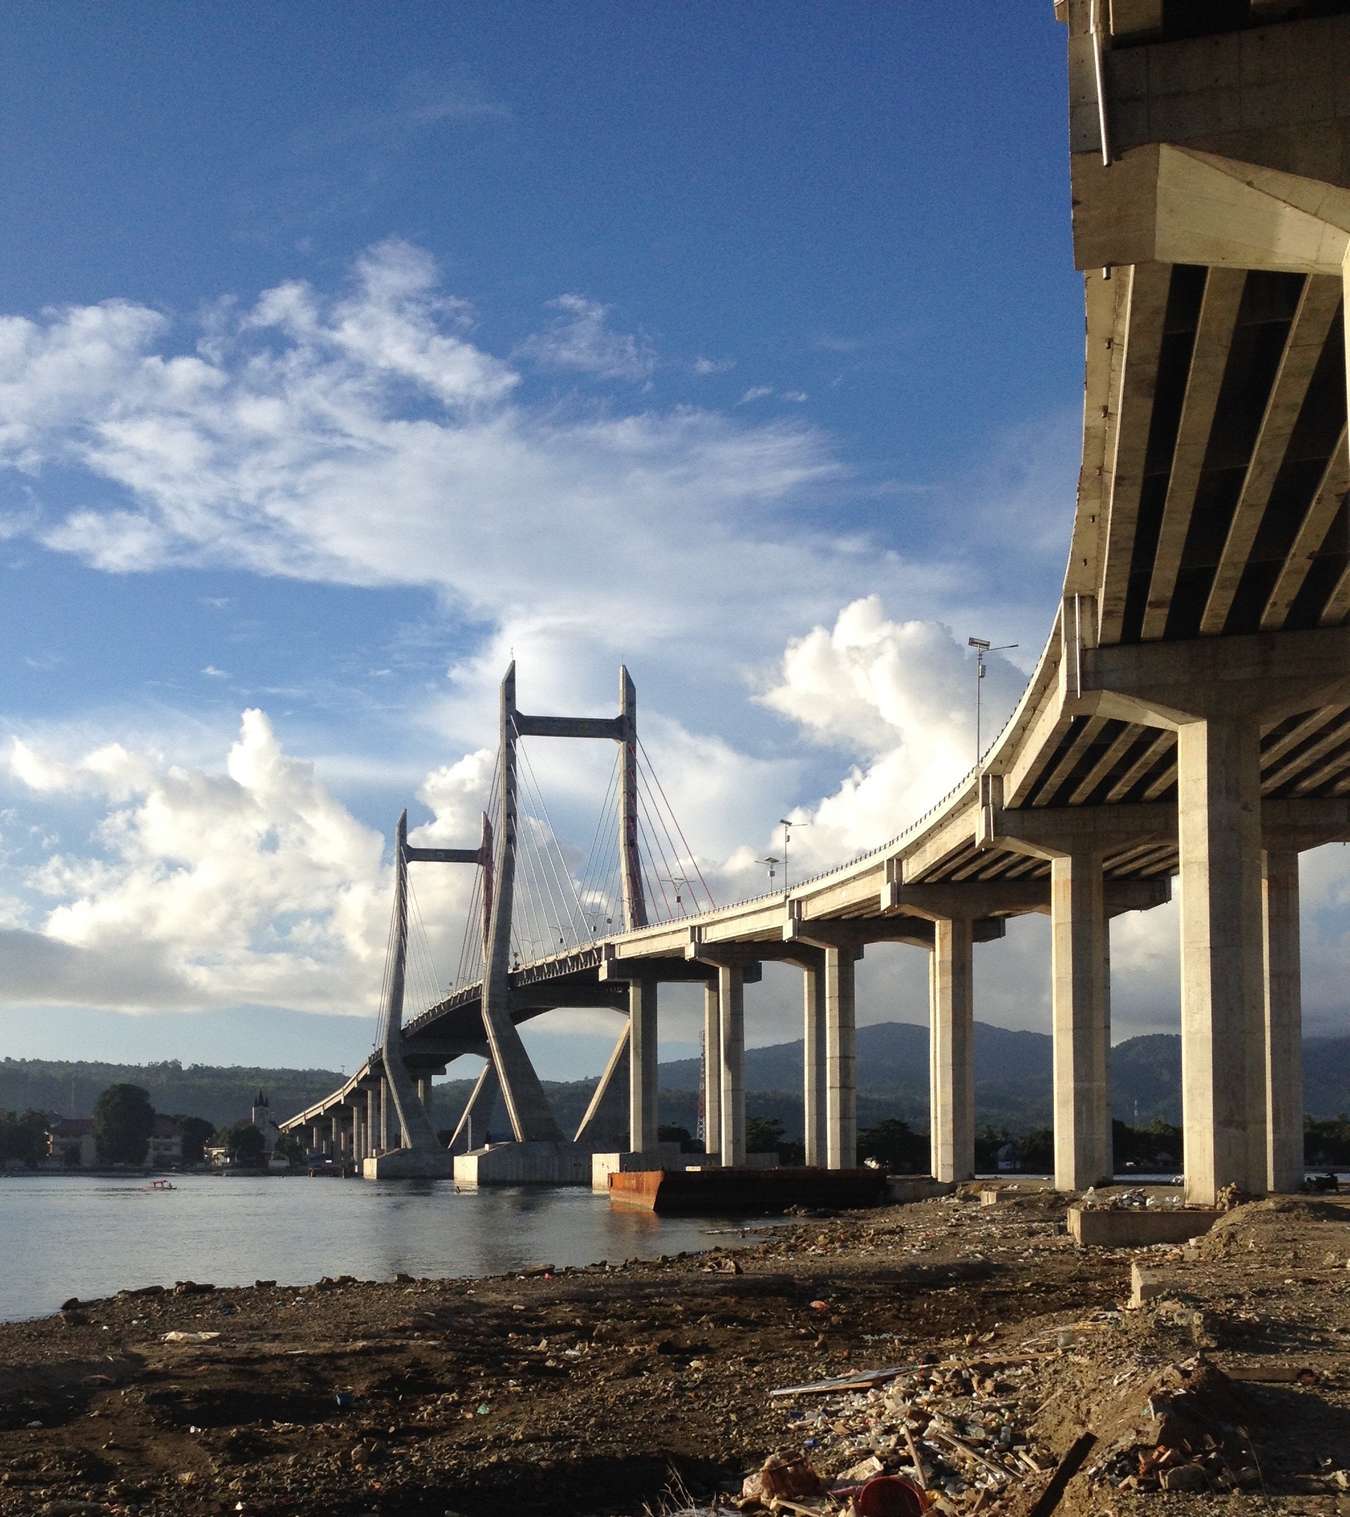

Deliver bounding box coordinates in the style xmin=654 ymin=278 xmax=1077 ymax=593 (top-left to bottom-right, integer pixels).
xmin=330 ymin=1113 xmax=343 ymax=1159
xmin=1263 ymin=849 xmax=1303 ymax=1194
xmin=929 ymin=917 xmax=974 ymax=1183
xmin=628 ymin=977 xmax=659 ymax=1154
xmin=718 ymin=964 xmax=745 ymax=1167
xmin=1177 ymin=715 xmax=1268 ymax=1203
xmin=378 ymin=1077 xmax=390 ymax=1153
xmin=416 ymin=1075 xmax=432 ymax=1114
xmin=309 ymin=1123 xmax=322 ymax=1154
xmin=366 ymin=1085 xmax=378 ymax=1155
xmin=702 ymin=983 xmax=721 ymax=1161
xmin=802 ymin=958 xmax=827 ymax=1168
xmin=351 ymin=1106 xmax=364 ymax=1164
xmin=823 ymin=946 xmax=856 ymax=1170
xmin=1050 ymin=850 xmax=1112 ymax=1191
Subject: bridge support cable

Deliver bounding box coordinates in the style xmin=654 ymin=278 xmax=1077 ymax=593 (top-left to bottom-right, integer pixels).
xmin=513 ymin=735 xmax=592 ymax=948
xmin=635 ymin=737 xmax=717 ymax=914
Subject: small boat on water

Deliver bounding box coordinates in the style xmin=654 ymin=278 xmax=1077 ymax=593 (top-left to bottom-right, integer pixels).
xmin=148 ymin=1179 xmax=176 ymax=1191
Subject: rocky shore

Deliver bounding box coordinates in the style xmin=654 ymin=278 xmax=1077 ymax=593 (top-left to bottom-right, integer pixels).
xmin=1 ymin=1188 xmax=1346 ymax=1516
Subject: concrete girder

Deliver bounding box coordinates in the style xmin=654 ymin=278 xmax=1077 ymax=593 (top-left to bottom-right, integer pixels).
xmin=881 ymin=873 xmax=1169 ymax=920
xmin=1139 ymin=266 xmax=1248 ymax=641
xmin=1203 ymin=278 xmax=1345 ymax=637
xmin=601 ymin=952 xmax=761 ymax=985
xmin=784 ymin=913 xmax=1006 ymax=950
xmin=899 ymin=793 xmax=981 ymax=883
xmin=1065 ymin=626 xmax=1350 ymax=731
xmin=696 ymin=900 xmax=794 ymax=944
xmin=791 ymin=867 xmax=888 ymax=922
xmin=1070 ymin=143 xmax=1350 ymax=278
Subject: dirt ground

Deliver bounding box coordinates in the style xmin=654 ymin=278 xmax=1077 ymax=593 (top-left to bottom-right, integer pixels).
xmin=1 ymin=1187 xmax=1347 ymax=1517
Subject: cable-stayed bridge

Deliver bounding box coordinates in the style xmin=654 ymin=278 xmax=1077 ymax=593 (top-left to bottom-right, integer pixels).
xmin=283 ymin=0 xmax=1350 ymax=1205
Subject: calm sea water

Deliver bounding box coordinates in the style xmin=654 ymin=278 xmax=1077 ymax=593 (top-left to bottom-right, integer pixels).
xmin=1 ymin=1173 xmax=760 ymax=1322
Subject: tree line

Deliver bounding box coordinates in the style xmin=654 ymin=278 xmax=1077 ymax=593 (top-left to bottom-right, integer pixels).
xmin=1 ymin=1083 xmax=308 ymax=1170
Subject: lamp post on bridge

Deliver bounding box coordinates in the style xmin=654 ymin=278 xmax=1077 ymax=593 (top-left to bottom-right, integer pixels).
xmin=967 ymin=636 xmax=1018 ymax=765
xmin=779 ymin=817 xmax=808 ymax=893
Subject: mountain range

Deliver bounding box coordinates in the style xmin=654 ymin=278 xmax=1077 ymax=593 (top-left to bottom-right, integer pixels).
xmin=4 ymin=1022 xmax=1347 ymax=1137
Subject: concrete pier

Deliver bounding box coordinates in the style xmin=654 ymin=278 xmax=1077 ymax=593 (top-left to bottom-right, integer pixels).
xmin=702 ymin=983 xmax=721 ymax=1161
xmin=823 ymin=945 xmax=856 ymax=1170
xmin=1262 ymin=849 xmax=1303 ymax=1194
xmin=1177 ymin=715 xmax=1267 ymax=1203
xmin=929 ymin=917 xmax=973 ymax=1183
xmin=801 ymin=955 xmax=826 ymax=1168
xmin=1050 ymin=850 xmax=1112 ymax=1191
xmin=717 ymin=964 xmax=745 ymax=1168
xmin=628 ymin=977 xmax=658 ymax=1154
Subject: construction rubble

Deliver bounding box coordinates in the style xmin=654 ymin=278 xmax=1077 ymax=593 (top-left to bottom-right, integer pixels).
xmin=1 ymin=1186 xmax=1347 ymax=1516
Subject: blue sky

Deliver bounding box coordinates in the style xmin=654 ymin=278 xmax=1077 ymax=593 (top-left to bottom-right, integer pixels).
xmin=4 ymin=4 xmax=1341 ymax=1092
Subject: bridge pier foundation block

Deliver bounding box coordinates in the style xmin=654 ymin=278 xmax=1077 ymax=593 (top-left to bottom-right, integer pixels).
xmin=453 ymin=1140 xmax=592 ymax=1186
xmin=591 ymin=1143 xmax=687 ymax=1192
xmin=361 ymin=1145 xmax=451 ymax=1180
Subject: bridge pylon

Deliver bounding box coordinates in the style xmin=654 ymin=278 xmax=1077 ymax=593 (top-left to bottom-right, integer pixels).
xmin=363 ymin=808 xmax=492 ymax=1178
xmin=455 ymin=662 xmax=655 ymax=1184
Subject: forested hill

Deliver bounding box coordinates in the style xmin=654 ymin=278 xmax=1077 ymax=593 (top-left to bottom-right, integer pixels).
xmin=3 ymin=1025 xmax=1348 ymax=1137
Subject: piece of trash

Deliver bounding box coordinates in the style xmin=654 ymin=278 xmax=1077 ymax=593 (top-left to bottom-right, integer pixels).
xmin=162 ymin=1330 xmax=221 ymax=1343
xmin=841 ymin=1454 xmax=886 ymax=1482
xmin=740 ymin=1451 xmax=826 ymax=1506
xmin=855 ymin=1474 xmax=928 ymax=1517
xmin=770 ymin=1361 xmax=921 ymax=1397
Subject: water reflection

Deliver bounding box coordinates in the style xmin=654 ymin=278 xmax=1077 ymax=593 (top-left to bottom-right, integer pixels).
xmin=0 ymin=1174 xmax=754 ymax=1321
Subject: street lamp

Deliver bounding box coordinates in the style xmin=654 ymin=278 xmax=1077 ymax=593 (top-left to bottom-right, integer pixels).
xmin=761 ymin=855 xmax=780 ymax=888
xmin=967 ymin=636 xmax=1018 ymax=765
xmin=778 ymin=817 xmax=808 ymax=892
xmin=662 ymin=876 xmax=692 ymax=914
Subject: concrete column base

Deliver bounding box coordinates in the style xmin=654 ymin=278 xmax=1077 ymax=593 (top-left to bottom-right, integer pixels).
xmin=453 ymin=1140 xmax=593 ymax=1186
xmin=361 ymin=1146 xmax=451 ymax=1179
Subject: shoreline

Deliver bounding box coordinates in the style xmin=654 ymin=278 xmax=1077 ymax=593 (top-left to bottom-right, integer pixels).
xmin=1 ymin=1189 xmax=1347 ymax=1515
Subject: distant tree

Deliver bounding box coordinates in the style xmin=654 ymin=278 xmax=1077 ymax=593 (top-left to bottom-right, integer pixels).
xmin=746 ymin=1116 xmax=786 ymax=1153
xmin=1014 ymin=1127 xmax=1054 ymax=1173
xmin=858 ymin=1118 xmax=927 ymax=1173
xmin=974 ymin=1125 xmax=1009 ymax=1172
xmin=0 ymin=1109 xmax=49 ymax=1167
xmin=657 ymin=1124 xmax=706 ymax=1154
xmin=169 ymin=1115 xmax=216 ymax=1167
xmin=273 ymin=1132 xmax=306 ymax=1166
xmin=94 ymin=1084 xmax=155 ymax=1165
xmin=220 ymin=1122 xmax=266 ymax=1168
